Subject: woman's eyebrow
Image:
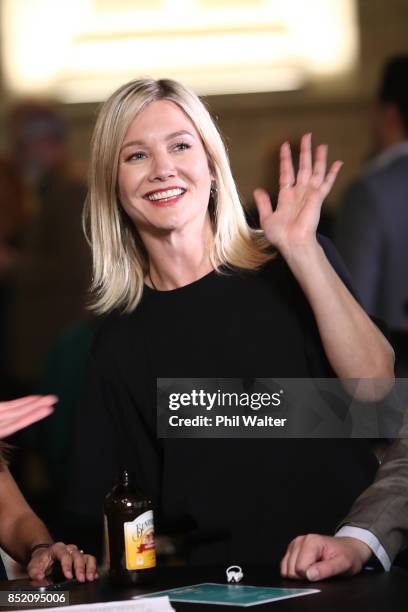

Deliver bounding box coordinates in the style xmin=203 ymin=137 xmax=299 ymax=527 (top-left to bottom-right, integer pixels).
xmin=121 ymin=130 xmax=195 ymax=151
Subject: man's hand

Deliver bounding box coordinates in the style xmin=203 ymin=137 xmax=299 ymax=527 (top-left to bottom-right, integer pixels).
xmin=280 ymin=534 xmax=372 ymax=582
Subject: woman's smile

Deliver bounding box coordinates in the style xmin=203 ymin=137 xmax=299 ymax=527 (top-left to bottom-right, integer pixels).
xmin=144 ymin=186 xmax=187 ymax=207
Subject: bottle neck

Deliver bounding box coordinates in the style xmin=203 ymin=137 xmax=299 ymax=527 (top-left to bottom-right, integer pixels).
xmin=121 ymin=470 xmax=130 ymax=487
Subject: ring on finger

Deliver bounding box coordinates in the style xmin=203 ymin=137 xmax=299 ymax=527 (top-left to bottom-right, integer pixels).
xmin=282 ymin=182 xmax=294 ymax=189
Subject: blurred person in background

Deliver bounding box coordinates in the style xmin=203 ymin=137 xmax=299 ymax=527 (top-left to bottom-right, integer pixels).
xmin=335 ymin=55 xmax=408 ymax=344
xmin=0 ymin=395 xmax=97 ymax=582
xmin=5 ymin=101 xmax=91 ymax=390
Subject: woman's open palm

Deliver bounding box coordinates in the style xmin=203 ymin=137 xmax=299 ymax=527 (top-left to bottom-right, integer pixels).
xmin=253 ymin=133 xmax=342 ymax=255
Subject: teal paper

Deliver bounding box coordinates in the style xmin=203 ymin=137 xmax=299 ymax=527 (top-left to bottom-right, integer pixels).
xmin=140 ymin=582 xmax=320 ymax=606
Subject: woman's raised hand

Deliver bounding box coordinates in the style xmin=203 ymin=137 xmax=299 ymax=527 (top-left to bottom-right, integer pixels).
xmin=0 ymin=395 xmax=57 ymax=438
xmin=253 ymin=134 xmax=343 ymax=257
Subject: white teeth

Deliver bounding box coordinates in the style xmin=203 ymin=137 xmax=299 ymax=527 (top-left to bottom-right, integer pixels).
xmin=147 ymin=188 xmax=184 ymax=201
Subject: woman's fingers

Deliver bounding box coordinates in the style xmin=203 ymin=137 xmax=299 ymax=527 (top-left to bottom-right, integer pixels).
xmin=254 ymin=135 xmax=341 ymax=250
xmin=84 ymin=554 xmax=98 ymax=582
xmin=71 ymin=550 xmax=86 ymax=582
xmin=310 ymin=144 xmax=327 ymax=188
xmin=57 ymin=545 xmax=77 ymax=580
xmin=296 ymin=133 xmax=312 ymax=186
xmin=0 ymin=395 xmax=58 ymax=438
xmin=279 ymin=142 xmax=296 ymax=189
xmin=0 ymin=395 xmax=58 ymax=418
xmin=0 ymin=407 xmax=54 ymax=438
xmin=27 ymin=548 xmax=54 ymax=581
xmin=320 ymin=160 xmax=343 ymax=198
xmin=253 ymin=188 xmax=273 ymax=224
xmin=53 ymin=544 xmax=98 ymax=582
xmin=63 ymin=550 xmax=98 ymax=582
xmin=282 ymin=135 xmax=341 ymax=194
xmin=28 ymin=543 xmax=98 ymax=583
xmin=68 ymin=547 xmax=97 ymax=582
xmin=0 ymin=396 xmax=42 ymax=411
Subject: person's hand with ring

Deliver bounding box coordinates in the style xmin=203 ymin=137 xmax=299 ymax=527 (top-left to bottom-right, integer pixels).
xmin=253 ymin=133 xmax=343 ymax=259
xmin=27 ymin=542 xmax=98 ymax=583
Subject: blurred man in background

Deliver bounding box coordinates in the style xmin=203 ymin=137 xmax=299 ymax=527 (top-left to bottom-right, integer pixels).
xmin=335 ymin=55 xmax=408 ymax=337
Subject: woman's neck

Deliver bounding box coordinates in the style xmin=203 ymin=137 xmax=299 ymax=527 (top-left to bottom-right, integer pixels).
xmin=142 ymin=218 xmax=214 ymax=291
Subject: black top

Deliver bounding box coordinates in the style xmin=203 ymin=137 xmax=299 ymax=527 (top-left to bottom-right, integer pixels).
xmin=67 ymin=237 xmax=378 ymax=564
xmin=0 ymin=556 xmax=6 ymax=581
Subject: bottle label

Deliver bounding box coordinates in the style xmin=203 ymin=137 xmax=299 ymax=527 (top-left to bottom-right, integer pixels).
xmin=124 ymin=510 xmax=156 ymax=570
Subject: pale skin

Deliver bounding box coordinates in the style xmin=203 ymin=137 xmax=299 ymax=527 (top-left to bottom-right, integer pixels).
xmin=0 ymin=395 xmax=57 ymax=438
xmin=280 ymin=534 xmax=372 ymax=582
xmin=254 ymin=134 xmax=394 ymax=392
xmin=0 ymin=397 xmax=98 ymax=582
xmin=118 ymin=100 xmax=395 ymax=580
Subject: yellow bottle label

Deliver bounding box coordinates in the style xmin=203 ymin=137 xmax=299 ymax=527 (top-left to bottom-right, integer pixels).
xmin=124 ymin=510 xmax=156 ymax=570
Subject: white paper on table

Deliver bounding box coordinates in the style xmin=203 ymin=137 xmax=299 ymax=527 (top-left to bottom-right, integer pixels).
xmin=20 ymin=595 xmax=174 ymax=612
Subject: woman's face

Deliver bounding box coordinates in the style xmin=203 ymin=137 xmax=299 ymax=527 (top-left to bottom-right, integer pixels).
xmin=117 ymin=99 xmax=213 ymax=234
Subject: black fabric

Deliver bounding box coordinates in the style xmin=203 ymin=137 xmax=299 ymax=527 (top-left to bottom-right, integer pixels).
xmin=66 ymin=237 xmax=378 ymax=564
xmin=0 ymin=555 xmax=7 ymax=580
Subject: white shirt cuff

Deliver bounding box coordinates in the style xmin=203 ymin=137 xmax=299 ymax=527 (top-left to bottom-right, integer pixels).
xmin=335 ymin=526 xmax=391 ymax=571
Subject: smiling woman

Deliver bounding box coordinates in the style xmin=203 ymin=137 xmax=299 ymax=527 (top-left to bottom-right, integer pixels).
xmin=72 ymin=76 xmax=395 ymax=578
xmin=84 ymin=78 xmax=272 ymax=312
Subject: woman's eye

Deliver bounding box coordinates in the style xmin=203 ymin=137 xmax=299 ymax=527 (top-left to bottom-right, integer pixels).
xmin=173 ymin=142 xmax=191 ymax=152
xmin=126 ymin=151 xmax=146 ymax=162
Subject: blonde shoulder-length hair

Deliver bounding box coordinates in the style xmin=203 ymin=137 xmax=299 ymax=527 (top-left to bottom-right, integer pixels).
xmin=84 ymin=77 xmax=274 ymax=314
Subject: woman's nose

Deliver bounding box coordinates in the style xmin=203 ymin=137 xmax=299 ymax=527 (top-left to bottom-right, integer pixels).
xmin=149 ymin=152 xmax=176 ymax=181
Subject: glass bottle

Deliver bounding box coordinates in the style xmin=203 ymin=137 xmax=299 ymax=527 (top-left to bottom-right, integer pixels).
xmin=104 ymin=470 xmax=156 ymax=585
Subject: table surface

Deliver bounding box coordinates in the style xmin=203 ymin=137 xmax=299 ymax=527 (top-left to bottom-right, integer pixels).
xmin=0 ymin=564 xmax=407 ymax=611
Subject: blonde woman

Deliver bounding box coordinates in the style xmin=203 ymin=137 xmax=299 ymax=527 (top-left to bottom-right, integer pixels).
xmin=0 ymin=395 xmax=97 ymax=582
xmin=69 ymin=78 xmax=394 ymax=575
